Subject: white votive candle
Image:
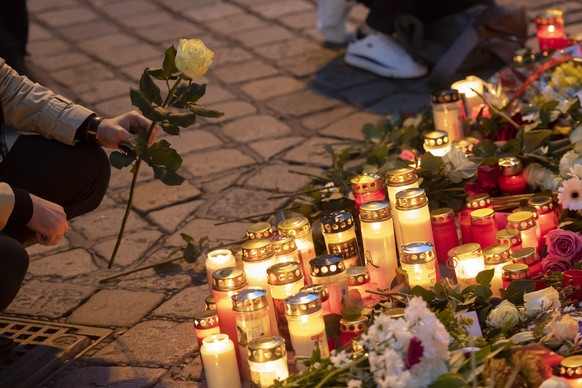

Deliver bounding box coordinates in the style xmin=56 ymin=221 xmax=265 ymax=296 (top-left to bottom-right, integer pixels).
xmin=206 ymin=249 xmax=236 ymax=293
xmin=200 ymin=334 xmax=242 ymax=388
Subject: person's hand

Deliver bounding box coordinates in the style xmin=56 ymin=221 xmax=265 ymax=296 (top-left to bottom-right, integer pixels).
xmin=25 ymin=194 xmax=68 ymax=246
xmin=96 ymin=111 xmax=160 ymax=149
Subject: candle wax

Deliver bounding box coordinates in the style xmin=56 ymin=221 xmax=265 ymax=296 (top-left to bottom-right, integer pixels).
xmin=200 ymin=335 xmax=242 ymax=388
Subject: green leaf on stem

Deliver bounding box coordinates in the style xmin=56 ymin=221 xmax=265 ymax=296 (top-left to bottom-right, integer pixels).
xmin=410 ymin=285 xmax=436 ymax=301
xmin=181 ymin=233 xmax=194 ymax=243
xmin=153 ymin=166 xmax=185 ymax=186
xmin=476 ymin=268 xmax=495 ymax=286
xmin=539 ymin=100 xmax=559 ymax=127
xmin=472 ymin=139 xmax=498 ymax=157
xmin=150 ymin=140 xmax=182 ymax=170
xmin=130 ymin=89 xmax=167 ymax=122
xmin=109 ymin=151 xmax=136 ymax=169
xmin=501 ymin=279 xmax=536 ymax=305
xmin=161 ymin=122 xmax=180 ymax=135
xmin=171 ymin=83 xmax=206 ymax=108
xmin=188 ymin=103 xmax=224 ymax=118
xmin=428 ymin=373 xmax=466 ymax=388
xmin=139 ymin=70 xmax=162 ymax=105
xmin=162 ymin=45 xmax=178 ymax=79
xmin=523 ymin=130 xmax=552 ymax=153
xmin=167 ymin=112 xmax=197 ymax=127
xmin=419 ymin=152 xmax=442 ymax=174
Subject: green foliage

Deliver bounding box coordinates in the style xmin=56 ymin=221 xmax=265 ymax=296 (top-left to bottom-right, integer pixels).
xmin=500 ymin=279 xmax=536 ymax=305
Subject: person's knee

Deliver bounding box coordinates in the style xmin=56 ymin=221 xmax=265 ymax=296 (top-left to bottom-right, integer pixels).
xmin=82 ymin=145 xmax=111 ymax=212
xmin=0 ymin=238 xmax=29 ymax=311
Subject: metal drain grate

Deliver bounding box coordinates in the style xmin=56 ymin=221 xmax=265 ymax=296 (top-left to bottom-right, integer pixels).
xmin=0 ymin=316 xmax=112 ymax=388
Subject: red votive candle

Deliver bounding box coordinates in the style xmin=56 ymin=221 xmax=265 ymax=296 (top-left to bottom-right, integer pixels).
xmin=536 ymin=10 xmax=568 ymax=51
xmin=511 ymin=247 xmax=541 ymax=278
xmin=470 ymin=208 xmax=498 ymax=249
xmin=527 ymin=195 xmax=557 ymax=243
xmin=507 ymin=211 xmax=539 ymax=251
xmin=193 ymin=310 xmax=220 ymax=349
xmin=431 ymin=208 xmax=460 ymax=264
xmin=495 ymin=228 xmax=523 ymax=252
xmin=498 ymin=157 xmax=527 ymax=195
xmin=459 ymin=193 xmax=492 ymax=244
xmin=502 ymin=263 xmax=529 ymax=289
xmin=351 ymin=173 xmax=386 ymax=216
xmin=340 ymin=315 xmax=368 ymax=346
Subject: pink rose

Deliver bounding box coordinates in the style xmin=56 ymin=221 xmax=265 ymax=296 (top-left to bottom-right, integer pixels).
xmin=546 ymin=229 xmax=582 ymax=262
xmin=541 ymin=254 xmax=572 ymax=273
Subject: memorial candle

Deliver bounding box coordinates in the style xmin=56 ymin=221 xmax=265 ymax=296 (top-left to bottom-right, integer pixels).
xmin=247 ymin=336 xmax=289 ymax=388
xmin=498 ymin=157 xmax=527 ymax=195
xmin=495 ymin=228 xmax=522 ymax=252
xmin=300 ymin=284 xmax=332 ymax=316
xmin=385 ymin=167 xmax=419 ymax=252
xmin=451 ymin=76 xmax=485 ymax=116
xmin=309 ymin=254 xmax=348 ymax=315
xmin=395 ymin=189 xmax=436 ymax=265
xmin=482 ymin=244 xmax=511 ymax=297
xmin=246 ymin=221 xmax=275 ymax=240
xmin=460 ymin=193 xmax=492 ymax=244
xmin=321 ymin=210 xmax=361 ymax=268
xmin=346 ymin=266 xmax=372 ymax=300
xmin=423 ymin=130 xmax=451 ymax=157
xmin=400 ymin=242 xmax=437 ymax=289
xmin=278 ymin=216 xmax=316 ymax=284
xmin=452 ymin=243 xmax=485 ymax=287
xmin=200 ymin=334 xmax=242 ymax=388
xmin=359 ymin=201 xmax=398 ymax=291
xmin=284 ymin=292 xmax=330 ymax=371
xmin=536 ymin=10 xmax=568 ymax=51
xmin=502 ymin=263 xmax=529 ymax=289
xmin=272 ymin=234 xmax=300 ymax=264
xmin=431 ymin=89 xmax=464 ymax=141
xmin=431 ymin=207 xmax=460 ymax=264
xmin=511 ymin=247 xmax=541 ymax=278
xmin=339 ymin=315 xmax=368 ymax=346
xmin=205 ymin=249 xmax=237 ymax=294
xmin=350 ymin=173 xmax=386 ymax=215
xmin=205 ymin=294 xmax=216 ymax=311
xmin=470 ymin=208 xmax=498 ymax=249
xmin=193 ymin=310 xmax=220 ymax=349
xmin=527 ymin=195 xmax=556 ymax=242
xmin=507 ymin=211 xmax=539 ymax=251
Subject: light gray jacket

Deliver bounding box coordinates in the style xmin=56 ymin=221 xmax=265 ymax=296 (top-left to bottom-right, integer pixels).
xmin=0 ymin=58 xmax=94 ymax=230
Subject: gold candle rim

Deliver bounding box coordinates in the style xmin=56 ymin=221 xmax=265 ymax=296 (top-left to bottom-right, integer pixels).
xmin=212 ymin=267 xmax=247 ymax=291
xmin=277 ymin=216 xmax=310 ymax=239
xmin=527 ymin=195 xmax=554 ymax=215
xmin=321 ymin=210 xmax=355 ymax=233
xmin=560 ymin=355 xmax=582 ymax=378
xmin=246 ymin=221 xmax=274 ymax=240
xmin=193 ymin=309 xmax=219 ymax=329
xmin=346 ymin=266 xmax=370 ymax=286
xmin=267 ymin=261 xmax=303 ymax=285
xmin=466 ymin=193 xmax=491 ymax=209
xmin=401 ymin=241 xmax=435 ymax=264
xmin=241 ymin=238 xmax=275 ymax=262
xmin=395 ymin=188 xmax=428 ymax=210
xmin=247 ymin=336 xmax=286 ymax=363
xmin=511 ymin=247 xmax=538 ymax=265
xmin=385 ymin=166 xmax=418 ymax=187
xmin=284 ymin=292 xmax=322 ymax=316
xmin=271 ymin=234 xmax=297 ymax=255
xmin=310 ymin=254 xmax=346 ymax=277
xmin=498 ymin=156 xmax=523 ymax=175
xmin=507 ymin=211 xmax=536 ymax=231
xmin=299 ymin=284 xmax=329 ymax=302
xmin=359 ymin=201 xmax=392 ymax=222
xmin=483 ymin=244 xmax=511 ymax=265
xmin=351 ymin=173 xmax=384 ymax=194
xmin=232 ymin=288 xmax=269 ymax=312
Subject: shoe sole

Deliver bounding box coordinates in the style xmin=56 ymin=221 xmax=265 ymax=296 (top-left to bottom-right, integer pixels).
xmin=345 ymin=53 xmax=427 ymax=79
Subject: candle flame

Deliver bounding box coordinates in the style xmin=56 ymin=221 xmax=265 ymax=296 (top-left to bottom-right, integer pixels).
xmin=548 ymin=25 xmax=555 ymax=33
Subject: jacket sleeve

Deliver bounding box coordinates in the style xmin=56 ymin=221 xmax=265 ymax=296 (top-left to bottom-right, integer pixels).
xmin=0 ymin=58 xmax=94 ymax=145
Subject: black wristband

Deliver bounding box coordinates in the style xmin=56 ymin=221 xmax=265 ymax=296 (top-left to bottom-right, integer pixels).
xmin=86 ymin=116 xmax=103 ymax=145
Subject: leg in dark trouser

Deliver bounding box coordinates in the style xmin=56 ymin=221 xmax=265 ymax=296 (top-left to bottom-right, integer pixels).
xmin=0 ymin=233 xmax=29 ymax=311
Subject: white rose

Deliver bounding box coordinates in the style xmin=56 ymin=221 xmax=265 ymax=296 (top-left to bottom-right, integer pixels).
xmin=175 ymin=39 xmax=214 ymax=79
xmin=559 ymin=150 xmax=582 ymax=179
xmin=539 ymin=376 xmax=571 ymax=388
xmin=544 ymin=314 xmax=579 ymax=342
xmin=486 ymin=300 xmax=519 ymax=330
xmin=569 ymin=125 xmax=582 ymax=144
xmin=524 ymin=287 xmax=561 ymax=317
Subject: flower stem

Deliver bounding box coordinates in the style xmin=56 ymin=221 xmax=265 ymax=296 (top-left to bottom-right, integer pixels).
xmin=102 ymin=247 xmax=181 ymax=282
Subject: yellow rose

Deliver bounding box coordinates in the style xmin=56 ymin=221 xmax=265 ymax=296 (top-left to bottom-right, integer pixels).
xmin=175 ymin=39 xmax=214 ymax=79
xmin=486 ymin=300 xmax=519 ymax=330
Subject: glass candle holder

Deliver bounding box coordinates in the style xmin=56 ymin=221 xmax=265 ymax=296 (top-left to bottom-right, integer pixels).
xmin=495 ymin=228 xmax=523 ymax=252
xmin=395 ymin=188 xmax=436 ymax=248
xmin=212 ymin=268 xmax=247 ymax=373
xmin=431 ymin=89 xmax=464 ymax=141
xmin=451 ymin=243 xmax=485 ymax=287
xmin=267 ymin=261 xmax=304 ymax=351
xmin=511 ymin=247 xmax=541 ymax=278
xmin=206 ymin=249 xmax=237 ymax=294
xmin=482 ymin=244 xmax=511 ymax=297
xmin=346 ymin=266 xmax=372 ymax=300
xmin=232 ymin=288 xmax=272 ymax=382
xmin=300 ymin=284 xmax=331 ymax=316
xmin=247 ymin=336 xmax=289 ymax=388
xmin=423 ymin=130 xmax=451 ymax=157
xmin=278 ymin=216 xmax=316 ymax=285
xmin=271 ymin=234 xmax=300 ymax=264
xmin=502 ymin=263 xmax=529 ymax=288
xmin=400 ymin=242 xmax=438 ymax=289
xmin=385 ymin=166 xmax=419 ymax=253
xmin=451 ymin=76 xmax=485 ymax=116
xmin=359 ymin=201 xmax=398 ymax=291
xmin=193 ymin=310 xmax=220 ymax=349
xmin=431 ymin=207 xmax=460 ymax=264
xmin=205 ymin=294 xmax=216 ymax=311
xmin=320 ymin=210 xmax=361 ymax=268
xmin=470 ymin=208 xmax=498 ymax=249
xmin=507 ymin=211 xmax=540 ymax=251
xmin=284 ymin=292 xmax=330 ymax=371
xmin=200 ymin=334 xmax=242 ymax=388
xmin=309 ymin=254 xmax=348 ymax=315
xmin=339 ymin=315 xmax=368 ymax=346
xmin=241 ymin=238 xmax=279 ymax=336
xmin=527 ymin=195 xmax=556 ymax=242
xmin=536 ymin=9 xmax=567 ymax=51
xmin=460 ymin=193 xmax=492 ymax=244
xmin=498 ymin=157 xmax=527 ymax=195
xmin=246 ymin=221 xmax=275 ymax=240
xmin=350 ymin=173 xmax=386 ymax=215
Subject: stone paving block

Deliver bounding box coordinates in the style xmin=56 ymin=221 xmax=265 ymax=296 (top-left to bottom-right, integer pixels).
xmin=182 ymin=148 xmax=255 ymax=178
xmin=240 ymin=75 xmax=305 ymax=100
xmin=253 ymin=37 xmax=325 ymax=61
xmin=50 ymin=62 xmax=116 ymax=89
xmin=370 ymin=92 xmax=432 ymax=116
xmin=155 ymin=378 xmax=206 ymax=388
xmin=198 ymin=84 xmax=236 ymax=105
xmin=276 ymin=49 xmax=340 ymax=77
xmin=4 ymin=281 xmax=96 ymax=319
xmin=320 ymin=111 xmax=381 ymax=140
xmin=27 ymin=0 xmax=78 ymax=13
xmin=213 ymin=60 xmax=279 ymax=84
xmin=282 ymin=137 xmax=342 ymax=167
xmin=98 ymin=0 xmax=162 ymax=17
xmin=233 ymin=25 xmax=294 ymax=47
xmin=167 ymin=218 xmax=251 ymax=246
xmin=162 ymin=0 xmax=211 ymax=12
xmin=163 ymin=129 xmax=223 ymax=156
xmin=266 ymin=89 xmax=340 ymax=118
xmin=244 ymin=164 xmax=323 ymax=193
xmin=184 ymin=2 xmax=244 ymax=22
xmin=205 ymin=13 xmax=267 ymax=35
xmin=106 ymin=161 xmax=152 ymax=191
xmin=210 ymin=46 xmax=255 ymax=67
xmin=83 ymin=34 xmax=160 ymax=67
xmin=29 ymin=22 xmax=52 ymax=41
xmin=56 ymin=19 xmax=120 ymax=42
xmin=301 ymin=106 xmax=357 ymax=131
xmin=222 ymin=115 xmax=293 ymax=143
xmin=71 ymin=207 xmax=149 ymax=241
xmin=119 ymin=179 xmax=201 ymax=214
xmin=337 ymin=79 xmax=407 ymax=108
xmin=253 ymin=0 xmax=313 ymax=18
xmin=26 ymin=38 xmax=70 ymax=58
xmin=92 ymin=230 xmax=162 ymax=268
xmin=135 ymin=20 xmax=203 ymax=44
xmin=28 ymin=248 xmax=99 ymax=279
xmin=151 ymin=284 xmax=209 ymax=319
xmin=312 ymin=57 xmax=379 ymax=91
xmin=249 ymin=136 xmax=305 ymax=160
xmin=198 ymin=187 xmax=288 ymax=220
xmin=52 ymin=366 xmax=167 ymax=388
xmin=170 ymin=354 xmax=204 ymax=382
xmin=31 ymin=51 xmax=92 ymax=72
xmin=280 ymin=11 xmax=316 ymax=29
xmin=67 ymin=289 xmax=165 ymax=327
xmin=118 ymin=11 xmax=174 ymax=29
xmin=202 ymin=101 xmax=256 ymax=124
xmin=94 ymin=95 xmax=136 ymax=117
xmin=75 ymin=78 xmax=135 ymax=103
xmin=200 ymin=170 xmax=243 ymax=194
xmin=93 ymin=320 xmax=198 ymax=366
xmin=35 ymin=7 xmax=97 ymax=28
xmin=147 ymin=200 xmax=204 ymax=234
xmin=112 ymin=264 xmax=196 ymax=292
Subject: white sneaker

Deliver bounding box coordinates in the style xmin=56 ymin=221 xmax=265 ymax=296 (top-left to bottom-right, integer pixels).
xmin=345 ymin=33 xmax=428 ymax=78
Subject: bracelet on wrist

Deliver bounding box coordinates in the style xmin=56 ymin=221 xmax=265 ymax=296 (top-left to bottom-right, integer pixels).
xmin=86 ymin=116 xmax=103 ymax=145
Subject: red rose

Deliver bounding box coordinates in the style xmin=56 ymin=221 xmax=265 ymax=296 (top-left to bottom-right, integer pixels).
xmin=546 ymin=229 xmax=582 ymax=262
xmin=477 ymin=164 xmax=500 ymax=190
xmin=541 ymin=254 xmax=573 ymax=273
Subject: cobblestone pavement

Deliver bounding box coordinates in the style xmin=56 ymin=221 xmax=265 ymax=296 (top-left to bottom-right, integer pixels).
xmin=1 ymin=0 xmax=581 ymax=386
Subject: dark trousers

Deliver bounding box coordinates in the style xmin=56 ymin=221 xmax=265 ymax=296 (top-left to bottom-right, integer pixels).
xmin=366 ymin=0 xmax=494 ymax=34
xmin=0 ymin=135 xmax=110 ymax=311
